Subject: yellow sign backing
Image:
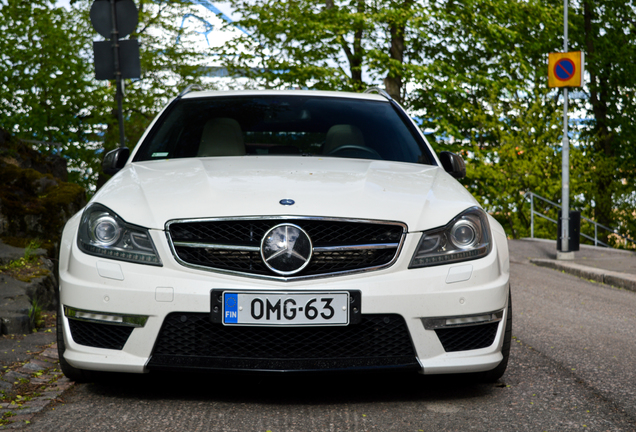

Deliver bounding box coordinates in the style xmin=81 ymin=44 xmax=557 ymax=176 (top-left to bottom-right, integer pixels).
xmin=548 ymin=52 xmax=584 ymax=88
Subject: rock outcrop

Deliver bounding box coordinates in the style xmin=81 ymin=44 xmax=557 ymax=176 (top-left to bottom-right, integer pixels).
xmin=0 ymin=127 xmax=86 ymax=256
xmin=0 ymin=240 xmax=57 ymax=334
xmin=0 ymin=128 xmax=86 ymax=334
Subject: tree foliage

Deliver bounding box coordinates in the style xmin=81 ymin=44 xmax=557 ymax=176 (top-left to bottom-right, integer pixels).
xmin=410 ymin=0 xmax=569 ymax=237
xmin=570 ymin=0 xmax=636 ymax=243
xmin=73 ymin=0 xmax=210 ymax=190
xmin=0 ymin=0 xmax=210 ymax=192
xmin=95 ymin=0 xmax=209 ymax=149
xmin=0 ymin=0 xmax=94 ymax=145
xmin=220 ymin=0 xmax=427 ymax=102
xmin=222 ymin=0 xmax=636 ymax=246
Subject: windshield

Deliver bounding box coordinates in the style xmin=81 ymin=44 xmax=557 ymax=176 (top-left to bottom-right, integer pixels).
xmin=133 ymin=95 xmax=433 ymax=164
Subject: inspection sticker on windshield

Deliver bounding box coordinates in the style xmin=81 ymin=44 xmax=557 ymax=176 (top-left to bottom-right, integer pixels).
xmin=222 ymin=292 xmax=349 ymax=326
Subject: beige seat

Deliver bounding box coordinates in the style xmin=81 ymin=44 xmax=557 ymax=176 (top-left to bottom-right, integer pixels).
xmin=323 ymin=124 xmax=365 ymax=154
xmin=197 ymin=118 xmax=246 ymax=157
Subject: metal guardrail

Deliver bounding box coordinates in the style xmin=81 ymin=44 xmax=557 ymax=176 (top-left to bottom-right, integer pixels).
xmin=528 ymin=191 xmax=636 ymax=248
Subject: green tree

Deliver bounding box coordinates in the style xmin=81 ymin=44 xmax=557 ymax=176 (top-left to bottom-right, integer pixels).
xmin=408 ymin=0 xmax=570 ymax=237
xmin=408 ymin=0 xmax=636 ymax=247
xmin=1 ymin=0 xmax=212 ymax=192
xmin=220 ymin=0 xmax=426 ymax=103
xmin=73 ymin=0 xmax=210 ymax=190
xmin=570 ymin=0 xmax=636 ymax=244
xmin=0 ymin=0 xmax=95 ymax=146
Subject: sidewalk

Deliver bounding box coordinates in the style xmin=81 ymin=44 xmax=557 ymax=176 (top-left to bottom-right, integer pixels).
xmin=0 ymin=324 xmax=72 ymax=429
xmin=0 ymin=240 xmax=71 ymax=428
xmin=510 ymin=238 xmax=636 ymax=292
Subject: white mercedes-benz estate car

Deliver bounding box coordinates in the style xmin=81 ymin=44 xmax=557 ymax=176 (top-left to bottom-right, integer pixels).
xmin=57 ymin=88 xmax=511 ymax=382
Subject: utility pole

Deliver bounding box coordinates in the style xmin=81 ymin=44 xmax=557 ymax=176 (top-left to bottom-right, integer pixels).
xmin=559 ymin=0 xmax=574 ymax=260
xmin=547 ymin=1 xmax=584 ymax=259
xmin=90 ymin=0 xmax=140 ymax=148
xmin=109 ymin=0 xmax=126 ymax=148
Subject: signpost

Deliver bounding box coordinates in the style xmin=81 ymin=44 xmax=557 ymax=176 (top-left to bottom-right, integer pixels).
xmin=548 ymin=0 xmax=584 ymax=260
xmin=90 ymin=0 xmax=140 ymax=149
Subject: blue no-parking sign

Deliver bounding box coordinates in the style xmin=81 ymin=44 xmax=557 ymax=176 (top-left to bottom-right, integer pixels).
xmin=548 ymin=52 xmax=584 ymax=87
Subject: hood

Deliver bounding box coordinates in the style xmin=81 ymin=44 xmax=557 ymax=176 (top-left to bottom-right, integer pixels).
xmin=91 ymin=156 xmax=480 ymax=232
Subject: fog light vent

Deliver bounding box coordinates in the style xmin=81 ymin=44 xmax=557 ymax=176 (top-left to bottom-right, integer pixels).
xmin=68 ymin=319 xmax=134 ymax=350
xmin=435 ymin=322 xmax=499 ymax=352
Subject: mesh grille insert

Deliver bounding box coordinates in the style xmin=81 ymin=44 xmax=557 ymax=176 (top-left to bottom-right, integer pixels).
xmin=435 ymin=322 xmax=499 ymax=352
xmin=147 ymin=313 xmax=418 ymax=371
xmin=68 ymin=319 xmax=134 ymax=350
xmin=169 ymin=220 xmax=403 ymax=246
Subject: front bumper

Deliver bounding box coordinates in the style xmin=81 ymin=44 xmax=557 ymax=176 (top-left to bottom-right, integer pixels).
xmin=58 ymin=218 xmax=510 ymax=375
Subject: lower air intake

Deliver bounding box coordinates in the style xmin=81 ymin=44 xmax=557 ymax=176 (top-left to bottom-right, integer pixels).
xmin=148 ymin=313 xmax=418 ymax=372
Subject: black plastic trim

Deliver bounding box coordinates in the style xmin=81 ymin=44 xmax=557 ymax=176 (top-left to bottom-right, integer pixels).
xmin=147 ymin=356 xmax=420 ymax=373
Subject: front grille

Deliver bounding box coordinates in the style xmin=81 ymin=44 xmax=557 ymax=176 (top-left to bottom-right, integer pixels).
xmin=435 ymin=322 xmax=499 ymax=352
xmin=167 ymin=218 xmax=405 ymax=279
xmin=68 ymin=319 xmax=134 ymax=350
xmin=147 ymin=313 xmax=418 ymax=372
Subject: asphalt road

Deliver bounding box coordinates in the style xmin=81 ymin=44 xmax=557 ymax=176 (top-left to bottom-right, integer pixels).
xmin=18 ymin=240 xmax=636 ymax=431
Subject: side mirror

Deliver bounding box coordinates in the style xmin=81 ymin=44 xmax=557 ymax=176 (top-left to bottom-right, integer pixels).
xmin=102 ymin=147 xmax=130 ymax=176
xmin=439 ymin=151 xmax=466 ymax=179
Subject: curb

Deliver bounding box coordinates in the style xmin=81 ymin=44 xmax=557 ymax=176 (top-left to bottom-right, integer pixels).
xmin=0 ymin=343 xmax=73 ymax=429
xmin=530 ymin=259 xmax=636 ymax=292
xmin=521 ymin=237 xmax=636 ymax=256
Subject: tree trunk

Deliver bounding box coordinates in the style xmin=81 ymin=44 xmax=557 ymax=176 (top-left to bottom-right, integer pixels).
xmin=383 ymin=0 xmax=412 ymax=104
xmin=583 ymin=0 xmax=614 ymax=241
xmin=384 ymin=20 xmax=404 ymax=103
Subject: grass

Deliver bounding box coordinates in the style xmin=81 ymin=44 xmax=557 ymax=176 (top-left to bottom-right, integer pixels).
xmin=23 ymin=240 xmax=41 ymax=260
xmin=0 ymin=239 xmax=49 ymax=283
xmin=28 ymin=299 xmax=44 ymax=329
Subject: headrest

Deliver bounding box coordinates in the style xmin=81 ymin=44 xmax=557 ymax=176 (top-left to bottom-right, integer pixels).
xmin=198 ymin=118 xmax=246 ymax=157
xmin=324 ymin=124 xmax=365 ymax=154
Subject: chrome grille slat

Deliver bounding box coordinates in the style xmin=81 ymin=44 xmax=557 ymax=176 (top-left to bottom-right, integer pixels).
xmin=172 ymin=242 xmax=261 ymax=252
xmin=313 ymin=243 xmax=399 ymax=252
xmin=166 ymin=217 xmax=406 ymax=281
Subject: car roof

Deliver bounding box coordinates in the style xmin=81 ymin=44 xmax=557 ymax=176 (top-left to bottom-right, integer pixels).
xmin=181 ymin=89 xmax=389 ymax=102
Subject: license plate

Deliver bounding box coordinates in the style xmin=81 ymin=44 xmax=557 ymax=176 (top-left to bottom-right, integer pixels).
xmin=222 ymin=292 xmax=349 ymax=326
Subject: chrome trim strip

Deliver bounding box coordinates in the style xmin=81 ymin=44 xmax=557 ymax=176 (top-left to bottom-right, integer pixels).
xmin=421 ymin=310 xmax=504 ymax=330
xmin=165 ymin=215 xmax=408 ymax=227
xmin=63 ymin=306 xmax=148 ymax=328
xmin=164 ymin=216 xmax=407 ymax=282
xmin=173 ymin=242 xmax=260 ymax=252
xmin=172 ymin=241 xmax=398 ymax=253
xmin=313 ymin=243 xmax=399 ymax=252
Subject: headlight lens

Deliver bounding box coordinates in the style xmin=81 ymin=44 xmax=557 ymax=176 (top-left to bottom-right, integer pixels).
xmin=78 ymin=204 xmax=162 ymax=266
xmin=89 ymin=215 xmax=121 ymax=246
xmin=409 ymin=207 xmax=491 ymax=268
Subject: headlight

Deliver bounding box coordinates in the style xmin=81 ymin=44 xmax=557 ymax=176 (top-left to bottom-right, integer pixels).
xmin=409 ymin=207 xmax=491 ymax=268
xmin=77 ymin=203 xmax=162 ymax=266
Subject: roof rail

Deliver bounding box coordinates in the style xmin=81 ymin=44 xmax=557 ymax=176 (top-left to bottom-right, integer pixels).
xmin=363 ymin=87 xmax=392 ymax=101
xmin=177 ymin=84 xmax=204 ymax=98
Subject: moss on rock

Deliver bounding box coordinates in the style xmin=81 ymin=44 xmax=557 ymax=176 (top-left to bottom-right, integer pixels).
xmin=0 ymin=129 xmax=86 ymax=257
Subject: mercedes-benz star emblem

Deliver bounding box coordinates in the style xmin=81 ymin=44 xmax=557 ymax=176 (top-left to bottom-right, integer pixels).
xmin=261 ymin=224 xmax=312 ymax=275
